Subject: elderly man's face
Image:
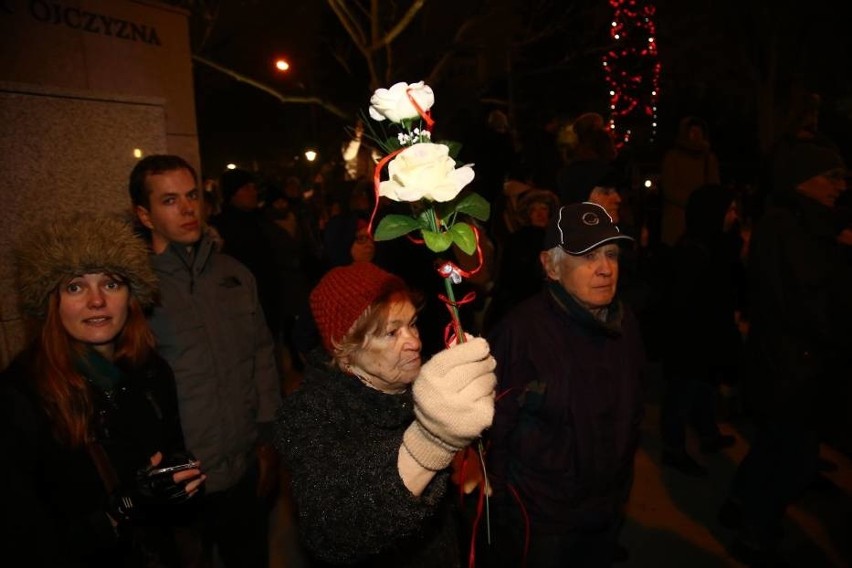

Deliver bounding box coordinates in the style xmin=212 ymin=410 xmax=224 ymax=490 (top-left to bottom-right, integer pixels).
xmin=541 ymin=243 xmax=620 ymax=309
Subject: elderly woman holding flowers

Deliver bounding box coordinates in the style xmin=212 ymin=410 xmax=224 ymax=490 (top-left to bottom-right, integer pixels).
xmin=275 ymin=81 xmax=499 ymax=567
xmin=274 ymin=262 xmax=496 ymax=566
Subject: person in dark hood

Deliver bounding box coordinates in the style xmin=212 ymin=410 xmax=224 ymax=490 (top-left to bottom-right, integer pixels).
xmin=659 ymin=184 xmax=745 ymax=477
xmin=484 ymin=188 xmax=559 ymax=333
xmin=556 ymin=113 xmax=618 ymax=210
xmin=720 ymin=142 xmax=851 ymax=566
xmin=660 ymin=117 xmax=721 ymax=246
xmin=211 ymin=168 xmax=283 ymax=337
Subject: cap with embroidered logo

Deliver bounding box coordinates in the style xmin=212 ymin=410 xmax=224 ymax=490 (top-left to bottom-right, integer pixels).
xmin=543 ymin=202 xmax=634 ymax=254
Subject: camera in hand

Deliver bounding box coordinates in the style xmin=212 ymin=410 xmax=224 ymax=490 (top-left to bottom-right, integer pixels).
xmin=136 ymin=451 xmax=202 ymax=504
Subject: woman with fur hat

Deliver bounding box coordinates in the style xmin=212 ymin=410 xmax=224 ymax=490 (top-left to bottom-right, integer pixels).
xmin=274 ymin=262 xmax=496 ymax=566
xmin=0 ymin=213 xmax=205 ymax=566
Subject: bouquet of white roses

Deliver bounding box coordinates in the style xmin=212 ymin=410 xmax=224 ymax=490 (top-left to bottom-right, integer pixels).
xmin=365 ymin=81 xmax=490 ymax=343
xmin=365 ymin=80 xmax=494 ymax=546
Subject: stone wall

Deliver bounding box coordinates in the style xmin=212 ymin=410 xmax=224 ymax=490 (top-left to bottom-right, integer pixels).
xmin=0 ymin=0 xmax=198 ymax=367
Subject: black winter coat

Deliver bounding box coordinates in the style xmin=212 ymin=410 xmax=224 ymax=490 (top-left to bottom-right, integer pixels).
xmin=0 ymin=347 xmax=188 ymax=567
xmin=744 ymin=194 xmax=852 ymax=425
xmin=487 ymin=284 xmax=645 ymax=533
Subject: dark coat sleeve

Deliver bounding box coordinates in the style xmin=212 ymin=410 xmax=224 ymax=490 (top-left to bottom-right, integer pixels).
xmin=0 ymin=369 xmax=118 ymax=566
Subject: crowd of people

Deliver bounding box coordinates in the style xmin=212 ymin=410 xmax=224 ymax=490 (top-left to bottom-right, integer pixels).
xmin=1 ymin=101 xmax=850 ymax=568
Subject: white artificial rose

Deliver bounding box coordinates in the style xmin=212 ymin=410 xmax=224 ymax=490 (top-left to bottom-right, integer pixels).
xmin=369 ymin=81 xmax=435 ymax=123
xmin=379 ymin=143 xmax=475 ymax=203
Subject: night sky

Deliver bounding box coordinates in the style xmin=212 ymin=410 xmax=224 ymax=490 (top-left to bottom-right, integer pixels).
xmin=185 ymin=0 xmax=852 ymax=183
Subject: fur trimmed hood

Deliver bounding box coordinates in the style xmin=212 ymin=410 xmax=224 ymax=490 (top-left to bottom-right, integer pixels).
xmin=15 ymin=212 xmax=158 ymax=319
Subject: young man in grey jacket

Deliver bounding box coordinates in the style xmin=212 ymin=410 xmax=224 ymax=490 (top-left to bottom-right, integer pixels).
xmin=129 ymin=154 xmax=282 ymax=567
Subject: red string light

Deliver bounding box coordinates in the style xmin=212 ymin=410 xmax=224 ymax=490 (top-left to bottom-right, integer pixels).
xmin=604 ymin=0 xmax=661 ymax=147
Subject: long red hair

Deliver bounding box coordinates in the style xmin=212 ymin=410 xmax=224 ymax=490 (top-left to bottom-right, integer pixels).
xmin=32 ymin=287 xmax=156 ymax=447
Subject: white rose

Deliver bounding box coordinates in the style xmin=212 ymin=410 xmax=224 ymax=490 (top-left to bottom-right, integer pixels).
xmin=369 ymin=81 xmax=435 ymax=123
xmin=379 ymin=143 xmax=475 ymax=203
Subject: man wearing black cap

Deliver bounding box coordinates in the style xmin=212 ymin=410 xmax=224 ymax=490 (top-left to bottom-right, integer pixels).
xmin=721 ymin=142 xmax=852 ymax=566
xmin=486 ymin=202 xmax=645 ymax=567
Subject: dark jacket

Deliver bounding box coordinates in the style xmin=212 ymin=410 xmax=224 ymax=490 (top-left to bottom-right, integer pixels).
xmin=744 ymin=193 xmax=852 ymax=425
xmin=662 ymin=185 xmax=744 ymax=377
xmin=274 ymin=352 xmax=459 ymax=567
xmin=487 ymin=284 xmax=644 ymax=533
xmin=484 ymin=225 xmax=546 ymax=333
xmin=0 ymin=347 xmax=186 ymax=567
xmin=211 ymin=205 xmax=283 ymax=335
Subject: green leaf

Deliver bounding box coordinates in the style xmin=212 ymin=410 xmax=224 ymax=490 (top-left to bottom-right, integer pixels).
xmin=450 ymin=222 xmax=477 ymax=255
xmin=383 ymin=136 xmax=402 ymax=152
xmin=374 ymin=214 xmax=422 ymax=241
xmin=422 ymin=229 xmax=453 ymax=252
xmin=453 ymin=192 xmax=491 ymax=221
xmin=439 ymin=140 xmax=463 ymax=160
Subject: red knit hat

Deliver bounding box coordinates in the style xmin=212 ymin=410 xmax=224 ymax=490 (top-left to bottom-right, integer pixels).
xmin=310 ymin=262 xmax=405 ymax=355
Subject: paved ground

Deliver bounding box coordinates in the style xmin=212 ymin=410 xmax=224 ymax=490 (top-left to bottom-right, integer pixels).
xmin=621 ymin=363 xmax=852 ymax=568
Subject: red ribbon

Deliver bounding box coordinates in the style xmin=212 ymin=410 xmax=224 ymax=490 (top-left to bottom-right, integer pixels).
xmin=436 ymin=290 xmax=477 ymax=347
xmin=406 ymin=86 xmax=435 ymax=131
xmin=368 ymin=147 xmax=403 ymax=239
xmin=507 ymin=484 xmax=531 ymax=568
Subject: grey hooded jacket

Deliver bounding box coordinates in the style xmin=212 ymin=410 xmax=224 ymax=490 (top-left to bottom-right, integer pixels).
xmin=147 ymin=235 xmax=282 ymax=492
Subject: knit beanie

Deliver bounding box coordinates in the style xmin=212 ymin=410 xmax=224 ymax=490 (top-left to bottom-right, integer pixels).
xmin=309 ymin=262 xmax=405 ymax=355
xmin=16 ymin=212 xmax=159 ymax=319
xmin=773 ymin=141 xmax=845 ymax=196
xmin=219 ymin=168 xmax=255 ymax=203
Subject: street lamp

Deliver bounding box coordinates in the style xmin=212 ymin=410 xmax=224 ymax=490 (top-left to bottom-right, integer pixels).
xmin=304 ymin=150 xmax=317 ymax=162
xmin=274 ymin=58 xmax=290 ymax=72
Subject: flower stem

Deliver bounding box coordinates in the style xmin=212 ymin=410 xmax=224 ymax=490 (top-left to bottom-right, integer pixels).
xmin=442 ymin=276 xmax=465 ymax=344
xmin=428 ymin=206 xmax=465 ymax=344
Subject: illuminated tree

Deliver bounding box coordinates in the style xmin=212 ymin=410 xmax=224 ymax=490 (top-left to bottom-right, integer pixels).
xmin=603 ymin=0 xmax=661 ymax=146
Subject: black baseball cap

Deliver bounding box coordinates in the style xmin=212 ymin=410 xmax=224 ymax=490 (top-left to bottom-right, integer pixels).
xmin=543 ymin=202 xmax=634 ymax=254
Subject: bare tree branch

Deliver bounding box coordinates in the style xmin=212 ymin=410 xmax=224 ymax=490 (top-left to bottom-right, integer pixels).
xmin=192 ymin=55 xmax=350 ymax=119
xmin=425 ymin=17 xmax=480 ymax=86
xmin=327 ymin=0 xmax=369 ymax=54
xmin=371 ymin=0 xmax=427 ymax=50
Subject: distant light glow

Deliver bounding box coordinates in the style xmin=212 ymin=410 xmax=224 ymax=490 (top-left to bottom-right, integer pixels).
xmin=226 ymin=163 xmax=237 ymax=170
xmin=304 ymin=150 xmax=317 ymax=162
xmin=133 ymin=148 xmax=142 ymax=159
xmin=644 ymin=179 xmax=653 ymax=188
xmin=275 ymin=59 xmax=290 ymax=72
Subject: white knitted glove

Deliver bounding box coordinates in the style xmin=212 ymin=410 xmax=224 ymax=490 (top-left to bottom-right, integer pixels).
xmin=402 ymin=337 xmax=496 ymax=471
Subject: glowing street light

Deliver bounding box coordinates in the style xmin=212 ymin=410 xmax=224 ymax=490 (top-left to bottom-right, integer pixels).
xmin=275 ymin=59 xmax=290 ymax=72
xmin=304 ymin=150 xmax=317 ymax=162
xmin=226 ymin=163 xmax=237 ymax=170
